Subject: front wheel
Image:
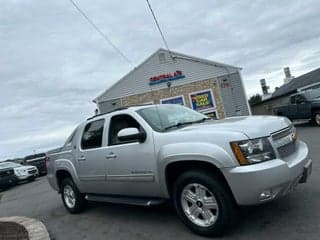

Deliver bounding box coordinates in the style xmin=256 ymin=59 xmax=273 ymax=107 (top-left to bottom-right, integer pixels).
xmin=61 ymin=178 xmax=87 ymax=214
xmin=173 ymin=170 xmax=237 ymax=237
xmin=314 ymin=112 xmax=320 ymax=126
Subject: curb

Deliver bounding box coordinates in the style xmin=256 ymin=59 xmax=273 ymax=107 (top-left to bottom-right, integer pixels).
xmin=0 ymin=216 xmax=50 ymax=240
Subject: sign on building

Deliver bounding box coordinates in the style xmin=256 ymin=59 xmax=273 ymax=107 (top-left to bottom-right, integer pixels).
xmin=189 ymin=89 xmax=216 ymax=112
xmin=160 ymin=95 xmax=185 ymax=105
xmin=149 ymin=70 xmax=185 ymax=85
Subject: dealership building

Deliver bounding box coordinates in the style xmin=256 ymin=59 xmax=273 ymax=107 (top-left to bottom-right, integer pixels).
xmin=94 ymin=49 xmax=250 ymax=119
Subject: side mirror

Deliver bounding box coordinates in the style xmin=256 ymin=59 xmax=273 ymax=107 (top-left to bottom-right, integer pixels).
xmin=117 ymin=128 xmax=146 ymax=143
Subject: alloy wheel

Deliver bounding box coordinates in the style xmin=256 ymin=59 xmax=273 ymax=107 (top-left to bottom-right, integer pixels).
xmin=63 ymin=185 xmax=76 ymax=209
xmin=180 ymin=183 xmax=219 ymax=227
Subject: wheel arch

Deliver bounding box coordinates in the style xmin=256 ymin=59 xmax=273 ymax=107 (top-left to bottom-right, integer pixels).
xmin=56 ymin=169 xmax=73 ymax=192
xmin=164 ymin=160 xmax=235 ymax=201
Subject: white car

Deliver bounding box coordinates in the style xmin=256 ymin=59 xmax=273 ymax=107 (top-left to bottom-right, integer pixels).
xmin=0 ymin=162 xmax=38 ymax=182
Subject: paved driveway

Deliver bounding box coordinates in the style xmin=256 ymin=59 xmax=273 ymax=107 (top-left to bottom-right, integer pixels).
xmin=0 ymin=124 xmax=319 ymax=240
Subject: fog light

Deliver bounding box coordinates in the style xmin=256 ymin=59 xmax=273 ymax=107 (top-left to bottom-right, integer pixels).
xmin=260 ymin=190 xmax=272 ymax=200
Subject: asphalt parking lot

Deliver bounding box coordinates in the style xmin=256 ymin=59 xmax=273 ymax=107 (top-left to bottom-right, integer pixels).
xmin=0 ymin=123 xmax=319 ymax=240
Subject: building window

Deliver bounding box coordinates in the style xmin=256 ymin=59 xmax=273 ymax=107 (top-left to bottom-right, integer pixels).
xmin=158 ymin=52 xmax=166 ymax=63
xmin=160 ymin=95 xmax=185 ymax=105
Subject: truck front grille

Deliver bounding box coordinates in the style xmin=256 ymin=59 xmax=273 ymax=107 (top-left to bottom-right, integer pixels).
xmin=28 ymin=169 xmax=37 ymax=174
xmin=271 ymin=126 xmax=297 ymax=159
xmin=277 ymin=141 xmax=297 ymax=158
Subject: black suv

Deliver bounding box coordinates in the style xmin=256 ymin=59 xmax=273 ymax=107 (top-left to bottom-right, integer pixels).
xmin=24 ymin=153 xmax=47 ymax=175
xmin=0 ymin=166 xmax=16 ymax=190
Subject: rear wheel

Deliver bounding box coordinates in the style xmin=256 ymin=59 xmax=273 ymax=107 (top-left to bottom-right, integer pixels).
xmin=61 ymin=178 xmax=87 ymax=213
xmin=173 ymin=170 xmax=237 ymax=237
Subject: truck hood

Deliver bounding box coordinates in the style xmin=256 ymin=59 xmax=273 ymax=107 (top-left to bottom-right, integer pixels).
xmin=179 ymin=116 xmax=291 ymax=139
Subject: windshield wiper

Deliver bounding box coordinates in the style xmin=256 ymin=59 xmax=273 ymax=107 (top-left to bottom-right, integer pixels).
xmin=164 ymin=118 xmax=210 ymax=130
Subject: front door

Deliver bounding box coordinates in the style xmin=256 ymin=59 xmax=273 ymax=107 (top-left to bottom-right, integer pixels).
xmin=103 ymin=113 xmax=160 ymax=197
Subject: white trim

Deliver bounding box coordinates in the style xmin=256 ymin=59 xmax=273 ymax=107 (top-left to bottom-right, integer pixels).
xmin=160 ymin=95 xmax=186 ymax=105
xmin=188 ymin=88 xmax=216 ymax=112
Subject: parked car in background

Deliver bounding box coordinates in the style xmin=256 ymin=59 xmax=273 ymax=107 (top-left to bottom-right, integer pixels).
xmin=24 ymin=153 xmax=47 ymax=175
xmin=0 ymin=162 xmax=38 ymax=183
xmin=47 ymin=104 xmax=312 ymax=236
xmin=273 ymin=89 xmax=320 ymax=125
xmin=0 ymin=164 xmax=16 ymax=190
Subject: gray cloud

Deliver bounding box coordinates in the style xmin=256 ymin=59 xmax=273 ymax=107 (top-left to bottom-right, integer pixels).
xmin=1 ymin=0 xmax=319 ymax=159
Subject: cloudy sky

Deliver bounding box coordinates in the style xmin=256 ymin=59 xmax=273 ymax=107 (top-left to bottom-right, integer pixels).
xmin=1 ymin=0 xmax=319 ymax=160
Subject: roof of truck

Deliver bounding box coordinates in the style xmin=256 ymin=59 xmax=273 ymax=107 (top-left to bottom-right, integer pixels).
xmin=86 ymin=104 xmax=158 ymax=121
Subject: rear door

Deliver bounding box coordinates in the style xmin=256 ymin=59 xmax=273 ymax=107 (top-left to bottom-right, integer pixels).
xmin=76 ymin=118 xmax=108 ymax=194
xmin=296 ymin=94 xmax=312 ymax=119
xmin=287 ymin=95 xmax=298 ymax=119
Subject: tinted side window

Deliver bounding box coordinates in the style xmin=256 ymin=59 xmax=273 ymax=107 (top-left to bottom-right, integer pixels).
xmin=108 ymin=114 xmax=142 ymax=146
xmin=81 ymin=119 xmax=105 ymax=150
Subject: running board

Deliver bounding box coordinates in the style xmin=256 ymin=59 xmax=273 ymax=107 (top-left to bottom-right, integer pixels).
xmin=85 ymin=194 xmax=167 ymax=207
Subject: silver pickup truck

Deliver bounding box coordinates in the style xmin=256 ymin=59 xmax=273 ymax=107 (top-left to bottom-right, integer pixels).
xmin=47 ymin=104 xmax=312 ymax=236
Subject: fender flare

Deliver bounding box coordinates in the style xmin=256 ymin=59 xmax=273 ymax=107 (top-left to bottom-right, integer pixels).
xmin=157 ymin=142 xmax=234 ymax=197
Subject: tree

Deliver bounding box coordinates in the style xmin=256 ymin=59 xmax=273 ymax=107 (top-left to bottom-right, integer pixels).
xmin=248 ymin=94 xmax=262 ymax=106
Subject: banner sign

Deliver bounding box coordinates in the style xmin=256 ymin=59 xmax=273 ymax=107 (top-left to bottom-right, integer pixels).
xmin=160 ymin=95 xmax=185 ymax=105
xmin=189 ymin=89 xmax=215 ymax=111
xmin=203 ymin=110 xmax=218 ymax=119
xmin=149 ymin=70 xmax=185 ymax=85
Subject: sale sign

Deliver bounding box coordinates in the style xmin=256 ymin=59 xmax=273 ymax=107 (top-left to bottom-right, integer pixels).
xmin=189 ymin=89 xmax=215 ymax=111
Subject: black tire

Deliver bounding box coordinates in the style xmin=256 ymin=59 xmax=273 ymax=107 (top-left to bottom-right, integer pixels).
xmin=313 ymin=112 xmax=320 ymax=126
xmin=61 ymin=178 xmax=87 ymax=214
xmin=29 ymin=177 xmax=35 ymax=182
xmin=173 ymin=170 xmax=237 ymax=237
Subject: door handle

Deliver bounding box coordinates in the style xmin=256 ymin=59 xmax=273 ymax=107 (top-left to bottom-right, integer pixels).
xmin=78 ymin=156 xmax=86 ymax=161
xmin=106 ymin=153 xmax=117 ymax=159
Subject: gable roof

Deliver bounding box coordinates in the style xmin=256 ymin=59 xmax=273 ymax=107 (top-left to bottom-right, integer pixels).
xmin=93 ymin=48 xmax=241 ymax=103
xmin=271 ymin=67 xmax=320 ymax=99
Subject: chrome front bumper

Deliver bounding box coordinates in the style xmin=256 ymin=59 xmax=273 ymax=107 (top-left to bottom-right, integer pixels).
xmin=222 ymin=140 xmax=312 ymax=206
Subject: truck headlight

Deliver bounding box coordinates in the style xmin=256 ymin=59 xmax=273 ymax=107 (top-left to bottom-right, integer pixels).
xmin=231 ymin=137 xmax=276 ymax=165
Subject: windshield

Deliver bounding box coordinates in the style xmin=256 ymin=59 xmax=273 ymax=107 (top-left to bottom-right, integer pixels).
xmin=0 ymin=162 xmax=21 ymax=168
xmin=137 ymin=104 xmax=208 ymax=131
xmin=304 ymin=88 xmax=320 ymax=100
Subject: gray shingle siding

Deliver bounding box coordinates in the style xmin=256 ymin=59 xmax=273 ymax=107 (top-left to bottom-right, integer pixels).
xmin=98 ymin=98 xmax=122 ymax=113
xmin=219 ymin=72 xmax=250 ymax=117
xmin=95 ymin=49 xmax=240 ymax=103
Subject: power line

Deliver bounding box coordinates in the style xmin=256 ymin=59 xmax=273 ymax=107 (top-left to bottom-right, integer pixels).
xmin=145 ymin=0 xmax=173 ymax=58
xmin=68 ymin=0 xmax=133 ymax=66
